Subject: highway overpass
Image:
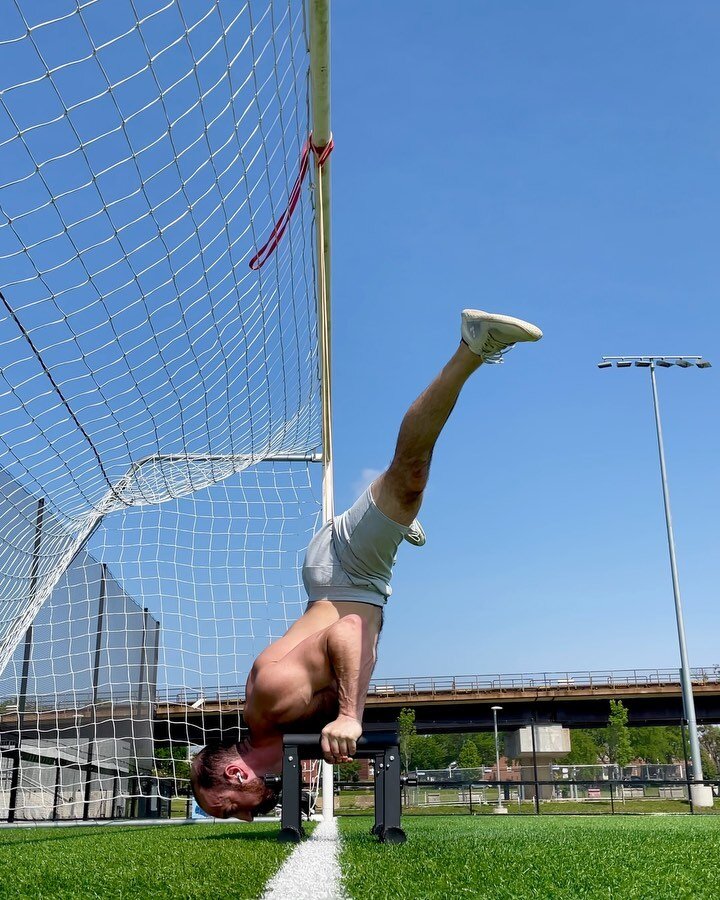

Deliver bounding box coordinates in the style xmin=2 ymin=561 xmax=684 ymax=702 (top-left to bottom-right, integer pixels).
xmin=151 ymin=667 xmax=720 ymax=743
xmin=3 ymin=668 xmax=720 ymax=745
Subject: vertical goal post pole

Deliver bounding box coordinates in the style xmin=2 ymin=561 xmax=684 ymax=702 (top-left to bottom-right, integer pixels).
xmin=308 ymin=0 xmax=335 ymax=821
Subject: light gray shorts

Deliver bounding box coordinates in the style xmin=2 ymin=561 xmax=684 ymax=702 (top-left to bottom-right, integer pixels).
xmin=302 ymin=486 xmax=409 ymax=608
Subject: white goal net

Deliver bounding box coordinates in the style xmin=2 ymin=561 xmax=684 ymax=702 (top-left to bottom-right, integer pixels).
xmin=0 ymin=0 xmax=323 ymax=820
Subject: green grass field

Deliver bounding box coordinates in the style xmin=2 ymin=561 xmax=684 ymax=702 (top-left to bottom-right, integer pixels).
xmin=340 ymin=815 xmax=720 ymax=899
xmin=1 ymin=816 xmax=719 ymax=899
xmin=0 ymin=822 xmax=296 ymax=899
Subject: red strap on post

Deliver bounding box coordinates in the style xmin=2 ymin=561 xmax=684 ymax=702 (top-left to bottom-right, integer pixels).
xmin=249 ymin=134 xmax=334 ymax=270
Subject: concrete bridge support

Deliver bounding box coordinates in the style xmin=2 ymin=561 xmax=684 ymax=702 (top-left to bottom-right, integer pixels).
xmin=505 ymin=724 xmax=571 ymax=801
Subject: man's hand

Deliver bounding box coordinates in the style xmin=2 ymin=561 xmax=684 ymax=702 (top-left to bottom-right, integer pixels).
xmin=321 ymin=715 xmax=363 ymax=763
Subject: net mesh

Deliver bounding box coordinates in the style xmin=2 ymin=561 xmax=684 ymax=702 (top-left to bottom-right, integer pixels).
xmin=0 ymin=0 xmax=321 ymax=820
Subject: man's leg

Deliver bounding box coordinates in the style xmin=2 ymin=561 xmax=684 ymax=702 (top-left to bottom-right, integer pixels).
xmin=373 ymin=309 xmax=543 ymax=526
xmin=372 ymin=342 xmax=481 ymax=525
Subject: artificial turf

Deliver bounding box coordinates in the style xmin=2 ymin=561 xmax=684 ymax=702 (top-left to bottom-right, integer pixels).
xmin=340 ymin=815 xmax=720 ymax=899
xmin=3 ymin=815 xmax=720 ymax=899
xmin=0 ymin=822 xmax=295 ymax=899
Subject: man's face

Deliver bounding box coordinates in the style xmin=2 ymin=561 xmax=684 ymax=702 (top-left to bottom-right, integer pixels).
xmin=196 ymin=785 xmax=255 ymax=821
xmin=195 ymin=782 xmax=280 ymax=822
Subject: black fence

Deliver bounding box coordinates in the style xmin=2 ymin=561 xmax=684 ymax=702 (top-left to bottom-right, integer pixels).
xmin=335 ymin=778 xmax=720 ymax=817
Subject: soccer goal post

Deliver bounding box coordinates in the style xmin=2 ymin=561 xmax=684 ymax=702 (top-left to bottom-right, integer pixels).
xmin=0 ymin=0 xmax=334 ymax=823
xmin=308 ymin=0 xmax=335 ymax=821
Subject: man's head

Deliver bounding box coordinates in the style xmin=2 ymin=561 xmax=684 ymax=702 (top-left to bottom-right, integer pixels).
xmin=190 ymin=739 xmax=280 ymax=821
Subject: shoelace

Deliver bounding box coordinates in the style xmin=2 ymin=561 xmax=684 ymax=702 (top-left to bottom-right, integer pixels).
xmin=481 ymin=333 xmax=515 ymax=365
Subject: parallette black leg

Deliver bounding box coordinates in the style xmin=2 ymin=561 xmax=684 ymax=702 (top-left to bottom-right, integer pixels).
xmin=276 ymin=728 xmax=407 ymax=844
xmin=279 ymin=742 xmax=302 ymax=842
xmin=278 ymin=826 xmax=304 ymax=843
xmin=381 ymin=826 xmax=407 ymax=845
xmin=371 ymin=751 xmax=385 ymax=836
xmin=380 ymin=744 xmax=406 ymax=845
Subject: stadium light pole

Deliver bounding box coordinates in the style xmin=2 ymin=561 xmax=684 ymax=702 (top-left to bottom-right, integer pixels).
xmin=491 ymin=706 xmax=506 ymax=813
xmin=598 ymin=355 xmax=713 ymax=806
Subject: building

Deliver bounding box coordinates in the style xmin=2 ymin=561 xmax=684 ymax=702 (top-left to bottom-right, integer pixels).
xmin=0 ymin=469 xmax=159 ymax=821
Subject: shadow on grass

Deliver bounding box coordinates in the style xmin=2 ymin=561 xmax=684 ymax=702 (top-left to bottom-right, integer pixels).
xmin=0 ymin=824 xmax=165 ymax=848
xmin=0 ymin=822 xmax=288 ymax=848
xmin=0 ymin=820 xmax=308 ymax=850
xmin=199 ymin=829 xmax=286 ymax=842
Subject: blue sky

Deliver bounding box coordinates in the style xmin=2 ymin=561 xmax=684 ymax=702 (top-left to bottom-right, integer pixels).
xmin=329 ymin=2 xmax=720 ymax=678
xmin=1 ymin=1 xmax=718 ymax=693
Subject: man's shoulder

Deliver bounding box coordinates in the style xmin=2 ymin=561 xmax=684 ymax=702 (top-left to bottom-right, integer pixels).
xmin=250 ymin=659 xmax=310 ymax=700
xmin=246 ymin=659 xmax=317 ymax=731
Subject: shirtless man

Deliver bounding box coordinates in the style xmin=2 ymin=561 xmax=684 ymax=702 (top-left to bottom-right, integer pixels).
xmin=191 ymin=309 xmax=542 ymax=820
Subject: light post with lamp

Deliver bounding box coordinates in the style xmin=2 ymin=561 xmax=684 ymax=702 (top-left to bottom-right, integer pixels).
xmin=598 ymin=354 xmax=713 ymax=807
xmin=491 ymin=705 xmax=507 ymax=813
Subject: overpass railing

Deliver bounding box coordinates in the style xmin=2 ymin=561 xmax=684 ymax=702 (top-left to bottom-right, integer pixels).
xmin=2 ymin=666 xmax=720 ymax=711
xmin=364 ymin=667 xmax=720 ymax=698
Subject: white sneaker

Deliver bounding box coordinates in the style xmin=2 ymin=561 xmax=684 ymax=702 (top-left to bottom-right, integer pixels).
xmin=404 ymin=519 xmax=426 ymax=547
xmin=461 ymin=309 xmax=542 ymax=363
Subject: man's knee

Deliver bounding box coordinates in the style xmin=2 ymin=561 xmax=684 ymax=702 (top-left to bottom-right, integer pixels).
xmin=377 ymin=463 xmax=426 ymax=510
xmin=387 ymin=455 xmax=430 ymax=499
xmin=371 ymin=472 xmax=422 ymax=526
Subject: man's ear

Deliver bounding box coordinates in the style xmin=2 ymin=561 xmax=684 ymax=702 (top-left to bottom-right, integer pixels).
xmin=224 ymin=760 xmax=251 ymax=783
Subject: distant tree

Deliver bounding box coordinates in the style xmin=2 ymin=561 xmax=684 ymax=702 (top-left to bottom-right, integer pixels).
xmin=473 ymin=733 xmax=503 ymax=766
xmin=337 ymin=760 xmax=362 ymax=783
xmin=398 ymin=731 xmax=508 ymax=772
xmin=663 ymin=727 xmax=685 ymax=762
xmin=565 ymin=730 xmax=602 ymax=766
xmin=700 ymin=726 xmax=720 ymax=773
xmin=701 ymin=749 xmax=718 ymax=779
xmin=438 ymin=733 xmax=465 ymax=762
xmin=606 ymin=701 xmax=633 ymax=768
xmin=458 ymin=739 xmax=482 ymax=770
xmin=410 ymin=735 xmax=445 ymax=770
xmin=629 ymin=727 xmax=678 ymax=763
xmin=154 ymin=746 xmax=190 ymax=784
xmin=398 ymin=708 xmax=417 ymax=773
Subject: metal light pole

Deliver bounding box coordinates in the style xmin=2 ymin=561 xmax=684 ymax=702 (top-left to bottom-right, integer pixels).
xmin=598 ymin=355 xmax=713 ymax=806
xmin=491 ymin=706 xmax=506 ymax=812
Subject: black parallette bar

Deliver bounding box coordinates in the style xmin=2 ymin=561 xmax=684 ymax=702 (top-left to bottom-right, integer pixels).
xmin=283 ymin=730 xmax=398 ymax=758
xmin=276 ymin=727 xmax=405 ymax=845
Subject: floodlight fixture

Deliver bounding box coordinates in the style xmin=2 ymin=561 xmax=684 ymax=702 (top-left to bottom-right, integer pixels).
xmin=597 ymin=355 xmax=712 ymax=369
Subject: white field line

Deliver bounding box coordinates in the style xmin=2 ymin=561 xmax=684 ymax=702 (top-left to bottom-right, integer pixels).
xmin=262 ymin=817 xmax=345 ymax=900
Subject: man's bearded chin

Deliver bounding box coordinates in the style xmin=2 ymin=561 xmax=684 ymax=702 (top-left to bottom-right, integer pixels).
xmin=253 ymin=784 xmax=281 ymax=816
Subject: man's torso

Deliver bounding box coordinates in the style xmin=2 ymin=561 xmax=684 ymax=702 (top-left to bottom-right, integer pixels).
xmin=243 ymin=599 xmax=381 ymax=736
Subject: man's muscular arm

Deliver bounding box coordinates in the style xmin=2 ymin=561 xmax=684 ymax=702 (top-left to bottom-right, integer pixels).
xmin=320 ymin=613 xmax=377 ymax=763
xmin=246 ymin=610 xmax=378 ymax=763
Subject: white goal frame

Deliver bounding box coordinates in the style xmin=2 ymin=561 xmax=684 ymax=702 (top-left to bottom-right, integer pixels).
xmin=308 ymin=0 xmax=335 ymax=821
